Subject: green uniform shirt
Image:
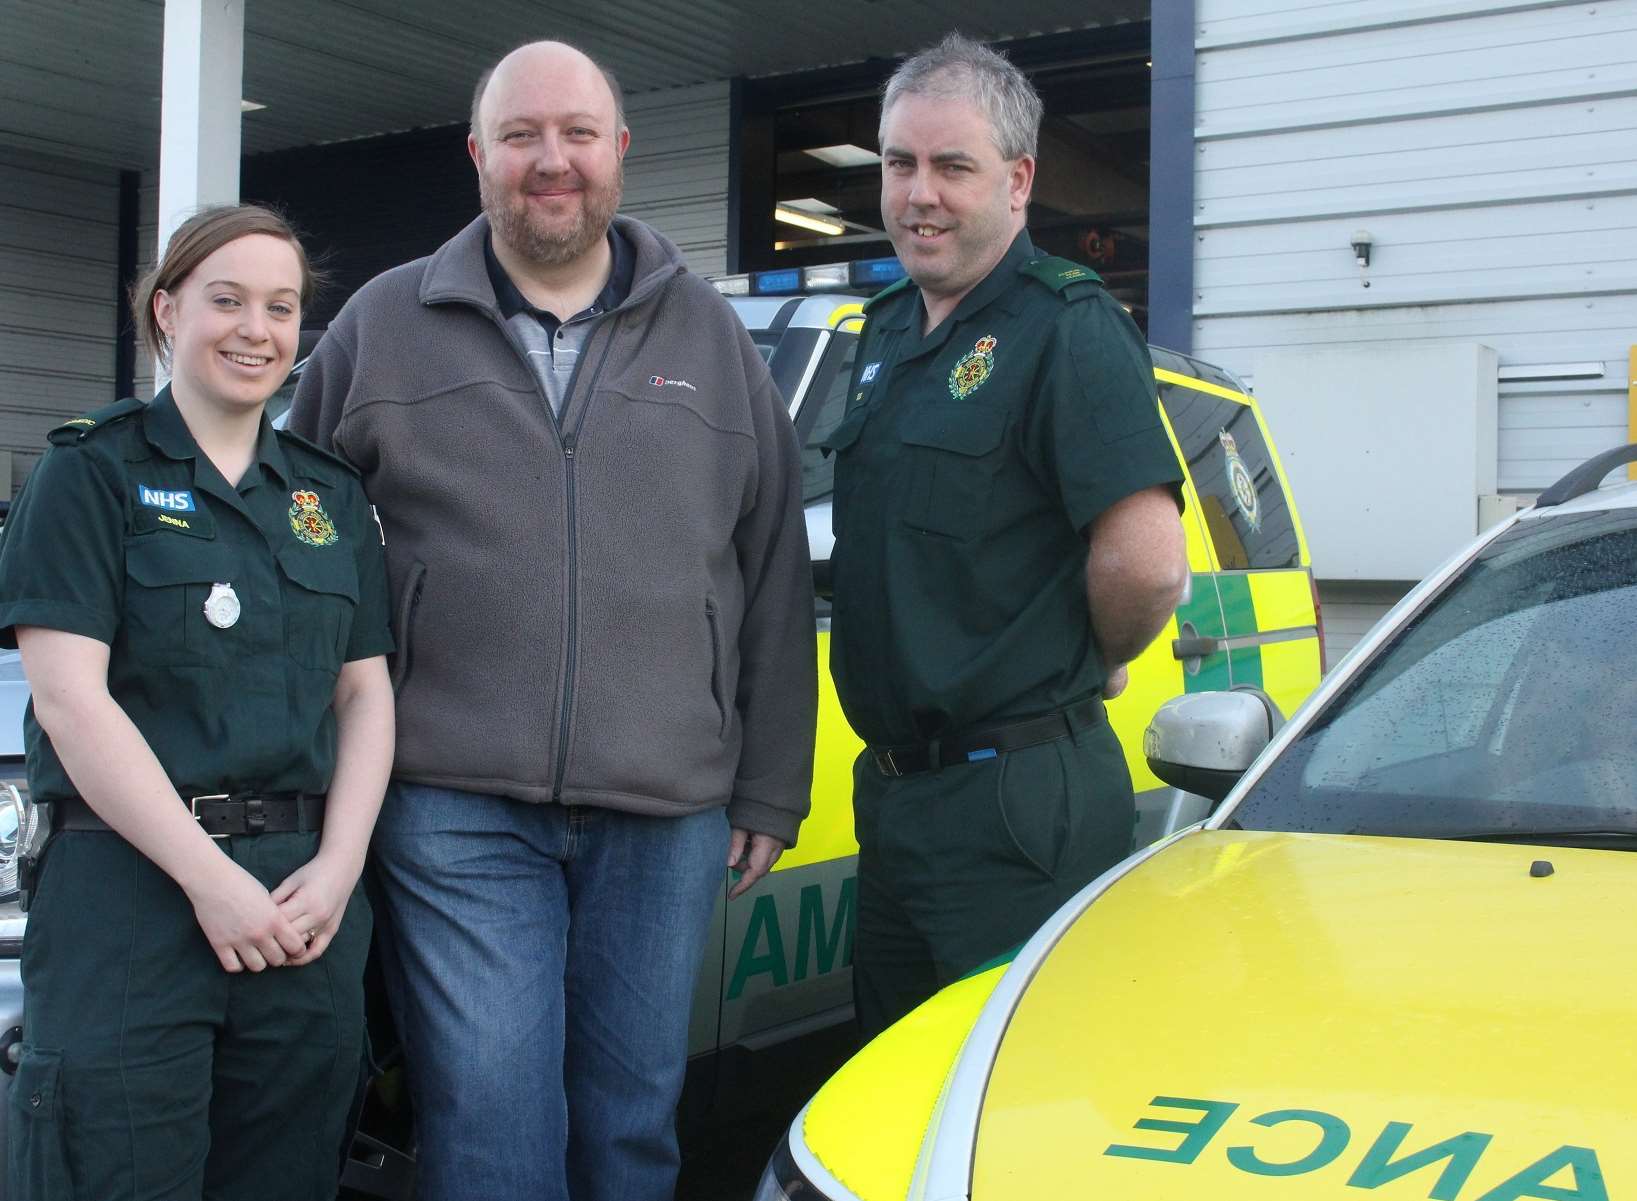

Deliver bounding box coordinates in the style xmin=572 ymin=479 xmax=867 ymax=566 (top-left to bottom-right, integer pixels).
xmin=0 ymin=387 xmax=394 ymax=804
xmin=825 ymin=232 xmax=1182 ymax=747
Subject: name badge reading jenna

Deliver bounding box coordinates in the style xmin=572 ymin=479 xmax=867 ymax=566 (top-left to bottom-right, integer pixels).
xmin=138 ymin=485 xmax=196 ymax=512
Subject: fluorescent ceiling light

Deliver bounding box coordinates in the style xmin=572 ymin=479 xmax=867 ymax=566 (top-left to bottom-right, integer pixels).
xmin=781 ymin=197 xmax=840 ymax=215
xmin=774 ymin=206 xmax=846 ymax=237
xmin=240 ymin=99 xmax=267 ymax=112
xmin=805 ymin=144 xmax=881 ymax=168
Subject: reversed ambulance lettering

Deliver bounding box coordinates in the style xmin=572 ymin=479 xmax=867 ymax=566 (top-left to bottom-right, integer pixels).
xmin=1106 ymin=1096 xmax=1608 ymax=1201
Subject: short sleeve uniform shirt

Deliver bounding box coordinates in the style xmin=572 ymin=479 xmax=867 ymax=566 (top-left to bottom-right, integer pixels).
xmin=825 ymin=232 xmax=1182 ymax=747
xmin=0 ymin=387 xmax=394 ymax=803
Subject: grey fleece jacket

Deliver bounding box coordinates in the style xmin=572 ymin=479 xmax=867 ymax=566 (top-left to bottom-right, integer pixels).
xmin=288 ymin=215 xmax=816 ymax=845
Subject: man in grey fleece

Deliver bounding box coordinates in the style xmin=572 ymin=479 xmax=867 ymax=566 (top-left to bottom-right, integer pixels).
xmin=287 ymin=40 xmax=816 ymax=1201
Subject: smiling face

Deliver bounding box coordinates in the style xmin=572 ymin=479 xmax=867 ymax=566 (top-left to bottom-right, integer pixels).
xmin=153 ymin=233 xmax=302 ymax=417
xmin=879 ymin=90 xmax=1034 ymax=314
xmin=469 ymin=42 xmax=629 ymax=268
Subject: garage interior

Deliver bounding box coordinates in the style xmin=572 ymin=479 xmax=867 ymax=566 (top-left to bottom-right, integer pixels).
xmin=742 ymin=25 xmax=1154 ymax=324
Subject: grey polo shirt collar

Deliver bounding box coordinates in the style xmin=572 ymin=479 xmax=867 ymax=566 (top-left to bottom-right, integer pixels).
xmin=483 ymin=228 xmax=635 ymax=333
xmin=483 ymin=229 xmax=634 ymax=419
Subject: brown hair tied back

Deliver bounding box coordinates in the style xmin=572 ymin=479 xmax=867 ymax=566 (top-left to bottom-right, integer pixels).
xmin=130 ymin=204 xmax=319 ymax=366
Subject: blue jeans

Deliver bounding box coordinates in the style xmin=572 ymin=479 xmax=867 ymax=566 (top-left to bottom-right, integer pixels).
xmin=370 ymin=784 xmax=729 ymax=1201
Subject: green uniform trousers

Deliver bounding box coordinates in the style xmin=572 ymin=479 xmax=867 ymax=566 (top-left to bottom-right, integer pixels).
xmin=8 ymin=830 xmax=371 ymax=1201
xmin=852 ymin=722 xmax=1136 ymax=1040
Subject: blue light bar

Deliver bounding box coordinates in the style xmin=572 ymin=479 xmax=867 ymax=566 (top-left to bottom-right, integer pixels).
xmin=751 ymin=268 xmax=803 ymax=295
xmin=850 ymin=257 xmax=906 ymax=287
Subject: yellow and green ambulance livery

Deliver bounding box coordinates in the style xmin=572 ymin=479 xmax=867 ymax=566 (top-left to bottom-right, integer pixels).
xmin=751 ymin=444 xmax=1637 ymax=1201
xmin=702 ymin=285 xmax=1324 ymax=1066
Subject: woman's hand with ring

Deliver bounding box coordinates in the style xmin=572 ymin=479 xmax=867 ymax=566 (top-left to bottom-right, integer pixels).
xmin=273 ymin=854 xmax=359 ymax=966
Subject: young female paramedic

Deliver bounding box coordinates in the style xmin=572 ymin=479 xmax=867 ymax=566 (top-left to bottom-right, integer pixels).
xmin=0 ymin=205 xmax=395 ymax=1201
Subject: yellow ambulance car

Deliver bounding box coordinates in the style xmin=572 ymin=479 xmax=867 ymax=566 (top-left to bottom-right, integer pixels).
xmin=752 ymin=444 xmax=1637 ymax=1201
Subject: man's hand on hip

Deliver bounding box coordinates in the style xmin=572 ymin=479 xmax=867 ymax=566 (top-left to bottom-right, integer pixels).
xmin=727 ymin=828 xmax=786 ymax=900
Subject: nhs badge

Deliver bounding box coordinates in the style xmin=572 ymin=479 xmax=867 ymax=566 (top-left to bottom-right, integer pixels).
xmin=859 ymin=362 xmax=882 ymax=384
xmin=138 ymin=486 xmax=196 ymax=513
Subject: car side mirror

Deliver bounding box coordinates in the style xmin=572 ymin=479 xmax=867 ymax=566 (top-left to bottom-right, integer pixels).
xmin=1144 ymin=688 xmax=1283 ymax=803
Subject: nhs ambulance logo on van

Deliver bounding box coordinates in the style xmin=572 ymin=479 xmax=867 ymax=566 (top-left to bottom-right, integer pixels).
xmin=138 ymin=486 xmax=196 ymax=513
xmin=1219 ymin=430 xmax=1261 ymax=532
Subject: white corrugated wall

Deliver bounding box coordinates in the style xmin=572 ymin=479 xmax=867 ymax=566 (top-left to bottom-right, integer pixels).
xmin=1191 ymin=0 xmax=1637 ymax=652
xmin=620 ymin=81 xmax=732 ymax=277
xmin=0 ymin=147 xmax=124 ymax=494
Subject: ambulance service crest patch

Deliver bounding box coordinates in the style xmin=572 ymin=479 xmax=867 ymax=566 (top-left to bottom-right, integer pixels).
xmin=1219 ymin=430 xmax=1262 ymax=531
xmin=289 ymin=490 xmax=340 ymax=547
xmin=948 ymin=334 xmax=998 ymax=400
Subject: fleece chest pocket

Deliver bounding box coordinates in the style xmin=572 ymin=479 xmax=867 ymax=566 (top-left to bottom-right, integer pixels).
xmin=276 ymin=543 xmax=359 ymax=670
xmin=898 ymin=405 xmax=1010 ymax=540
xmin=123 ymin=539 xmax=248 ymax=665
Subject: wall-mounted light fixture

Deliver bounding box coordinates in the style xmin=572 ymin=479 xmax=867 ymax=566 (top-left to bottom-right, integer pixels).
xmin=1351 ymin=229 xmax=1374 ymax=268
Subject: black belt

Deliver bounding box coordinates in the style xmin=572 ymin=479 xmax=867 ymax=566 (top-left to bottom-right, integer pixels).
xmin=870 ymin=697 xmax=1106 ymax=778
xmin=53 ymin=793 xmax=326 ymax=838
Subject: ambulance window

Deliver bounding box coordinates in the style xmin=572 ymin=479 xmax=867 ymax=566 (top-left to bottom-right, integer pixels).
xmin=766 ymin=327 xmax=822 ymax=409
xmin=796 ymin=333 xmax=858 ymax=505
xmin=1158 ymin=382 xmax=1299 ymax=570
xmin=749 ymin=333 xmax=778 ymax=363
xmin=266 ymin=379 xmax=298 ymax=425
xmin=1231 ymin=511 xmax=1637 ymax=838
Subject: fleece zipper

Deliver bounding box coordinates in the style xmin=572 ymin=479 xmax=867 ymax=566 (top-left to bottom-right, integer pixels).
xmin=451 ymin=259 xmax=679 ymax=801
xmin=550 ymin=323 xmax=620 ymax=802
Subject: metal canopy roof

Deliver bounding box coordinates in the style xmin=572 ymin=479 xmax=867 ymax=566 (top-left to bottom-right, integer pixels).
xmin=3 ymin=0 xmax=1147 ymax=170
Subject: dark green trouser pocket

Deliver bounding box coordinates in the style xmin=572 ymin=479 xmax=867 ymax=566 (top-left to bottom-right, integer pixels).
xmin=8 ymin=1047 xmax=76 ymax=1200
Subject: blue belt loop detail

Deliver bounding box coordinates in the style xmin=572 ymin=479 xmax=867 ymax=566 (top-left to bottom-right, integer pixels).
xmin=966 ymin=747 xmax=998 ymax=762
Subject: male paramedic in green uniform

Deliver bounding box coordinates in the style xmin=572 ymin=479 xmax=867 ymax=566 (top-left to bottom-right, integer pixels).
xmin=827 ymin=32 xmax=1191 ymax=1039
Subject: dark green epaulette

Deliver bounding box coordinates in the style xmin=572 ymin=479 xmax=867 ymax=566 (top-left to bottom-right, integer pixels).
xmin=1019 ymin=256 xmax=1104 ymax=299
xmin=863 ymin=275 xmax=914 ymax=312
xmin=275 ymin=427 xmax=362 ymax=479
xmin=47 ymin=396 xmax=146 ymax=446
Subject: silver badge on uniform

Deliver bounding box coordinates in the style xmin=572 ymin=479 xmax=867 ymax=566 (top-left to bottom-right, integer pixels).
xmin=203 ymin=583 xmax=240 ymax=630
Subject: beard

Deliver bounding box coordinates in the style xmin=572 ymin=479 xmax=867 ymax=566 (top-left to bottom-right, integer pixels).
xmin=481 ymin=161 xmax=623 ymax=267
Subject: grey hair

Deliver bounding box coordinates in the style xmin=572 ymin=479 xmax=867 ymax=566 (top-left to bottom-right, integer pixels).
xmin=469 ymin=44 xmax=627 ymax=141
xmin=879 ymin=32 xmax=1043 ymax=161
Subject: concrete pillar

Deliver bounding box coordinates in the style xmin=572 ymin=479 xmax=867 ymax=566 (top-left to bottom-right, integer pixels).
xmin=157 ymin=0 xmax=245 ymax=256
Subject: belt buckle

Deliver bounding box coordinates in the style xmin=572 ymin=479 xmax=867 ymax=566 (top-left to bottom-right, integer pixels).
xmin=190 ymin=793 xmax=231 ymax=840
xmin=873 ymin=749 xmax=902 ymax=778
